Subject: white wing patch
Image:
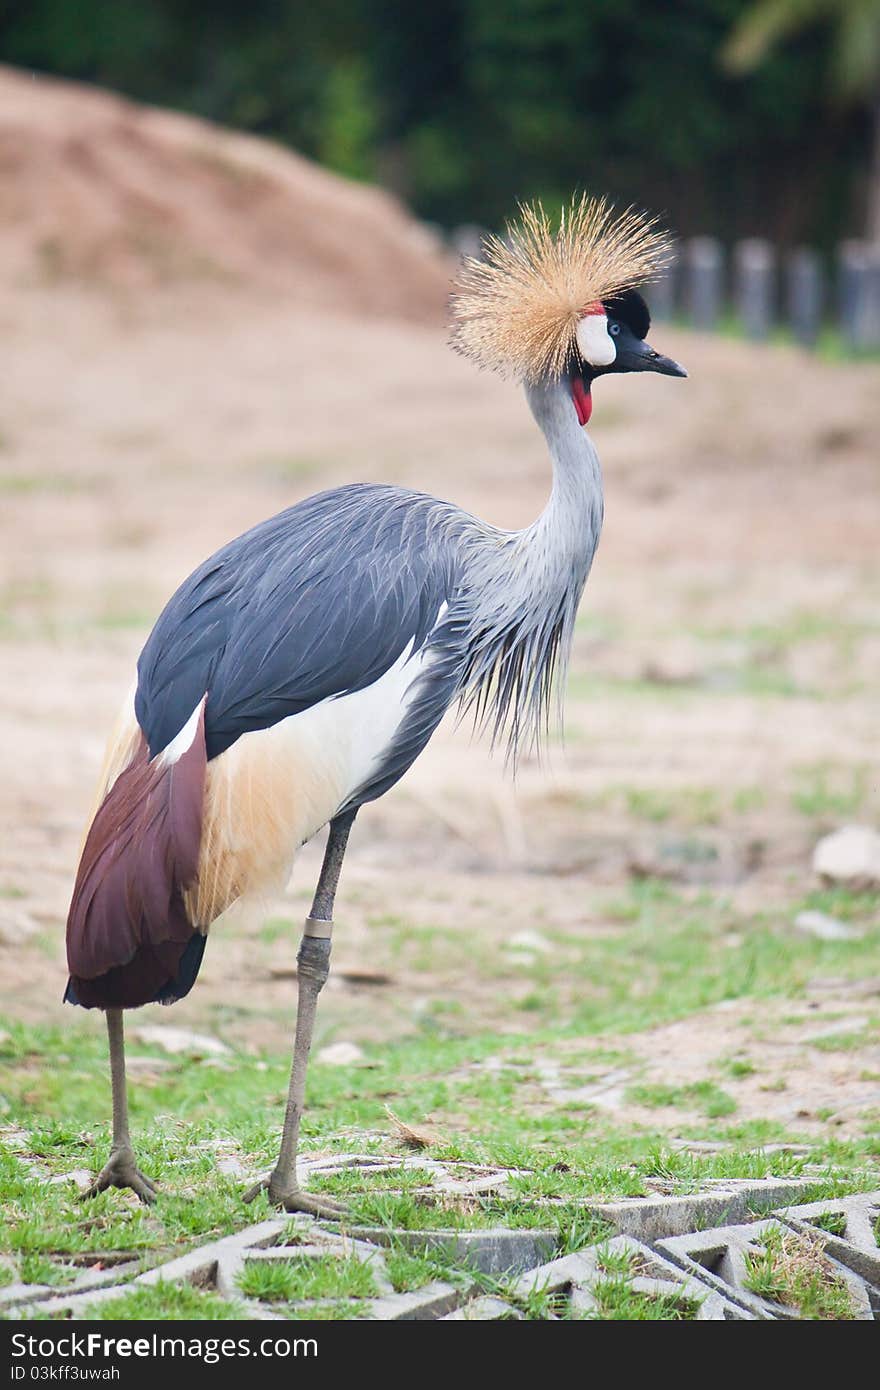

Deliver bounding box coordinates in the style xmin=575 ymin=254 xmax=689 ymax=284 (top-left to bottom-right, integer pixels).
xmin=280 ymin=635 xmax=428 ymax=836
xmin=190 ymin=617 xmax=443 ymax=926
xmin=158 ymin=697 xmax=205 ymax=767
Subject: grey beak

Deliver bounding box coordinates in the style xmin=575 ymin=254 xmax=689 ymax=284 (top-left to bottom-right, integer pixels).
xmin=646 ymin=349 xmax=688 ymax=378
xmin=624 ymin=339 xmax=688 ymax=377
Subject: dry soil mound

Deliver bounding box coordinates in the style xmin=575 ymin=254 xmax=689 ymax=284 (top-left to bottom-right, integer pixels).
xmin=0 ymin=65 xmax=451 ymax=321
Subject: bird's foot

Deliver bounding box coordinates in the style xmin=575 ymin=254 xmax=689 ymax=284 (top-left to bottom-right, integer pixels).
xmin=242 ymin=1174 xmax=346 ymax=1219
xmin=83 ymin=1147 xmax=158 ymax=1205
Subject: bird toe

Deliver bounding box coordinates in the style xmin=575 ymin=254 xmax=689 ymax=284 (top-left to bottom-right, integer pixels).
xmin=241 ymin=1174 xmax=345 ymax=1219
xmin=83 ymin=1149 xmax=158 ymax=1205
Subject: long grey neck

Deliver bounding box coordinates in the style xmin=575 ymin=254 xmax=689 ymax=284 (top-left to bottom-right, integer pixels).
xmin=457 ymin=377 xmax=604 ymax=760
xmin=520 ymin=376 xmax=604 ymax=580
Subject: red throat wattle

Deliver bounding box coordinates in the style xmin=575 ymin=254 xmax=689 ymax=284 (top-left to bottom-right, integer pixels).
xmin=571 ymin=376 xmax=592 ymax=426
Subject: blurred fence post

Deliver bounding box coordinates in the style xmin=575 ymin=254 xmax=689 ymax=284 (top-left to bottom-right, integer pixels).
xmin=785 ymin=247 xmax=824 ymax=347
xmin=838 ymin=240 xmax=880 ymax=351
xmin=649 ymin=244 xmax=678 ymax=321
xmin=684 ymin=237 xmax=723 ymax=330
xmin=735 ymin=238 xmax=775 ymax=340
xmin=450 ymin=224 xmax=488 ymax=261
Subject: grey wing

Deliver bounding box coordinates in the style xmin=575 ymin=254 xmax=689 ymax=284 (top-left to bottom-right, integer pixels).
xmin=136 ymin=484 xmax=468 ymax=803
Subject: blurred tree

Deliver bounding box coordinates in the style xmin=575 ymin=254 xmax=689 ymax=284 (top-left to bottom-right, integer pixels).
xmin=724 ymin=0 xmax=880 ymax=240
xmin=366 ymin=0 xmax=853 ymax=244
xmin=317 ymin=57 xmax=378 ymax=181
xmin=0 ymin=0 xmax=866 ymax=245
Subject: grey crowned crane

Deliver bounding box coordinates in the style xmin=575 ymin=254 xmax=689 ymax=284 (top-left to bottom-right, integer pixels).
xmin=66 ymin=197 xmax=686 ymax=1216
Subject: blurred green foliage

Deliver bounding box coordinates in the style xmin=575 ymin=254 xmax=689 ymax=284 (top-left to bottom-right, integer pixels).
xmin=0 ymin=0 xmax=868 ymax=243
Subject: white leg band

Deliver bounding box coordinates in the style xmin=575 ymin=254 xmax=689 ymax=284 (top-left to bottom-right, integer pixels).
xmin=303 ymin=916 xmax=333 ymax=939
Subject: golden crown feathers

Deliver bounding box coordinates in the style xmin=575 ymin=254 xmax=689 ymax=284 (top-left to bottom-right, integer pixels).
xmin=450 ymin=196 xmax=672 ymax=383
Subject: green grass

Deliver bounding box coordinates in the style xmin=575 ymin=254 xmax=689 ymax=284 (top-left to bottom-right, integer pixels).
xmin=237 ymin=1255 xmax=376 ymax=1302
xmin=809 ymin=1029 xmax=875 ymax=1053
xmin=808 ymin=1211 xmax=848 ymax=1238
xmin=791 ymin=764 xmax=869 ymax=820
xmin=0 ymin=472 xmax=101 ymax=496
xmin=743 ymin=1225 xmax=858 ymax=1319
xmin=258 ymin=915 xmax=297 ymax=945
xmin=1 ymin=870 xmax=879 ymax=1319
xmin=795 ymin=887 xmax=880 ymax=924
xmin=721 ymin=1056 xmax=757 ymax=1079
xmin=85 ymin=1283 xmax=245 ymax=1320
xmin=19 ymin=1252 xmax=75 ymax=1287
xmin=586 ymin=1276 xmax=700 ymax=1320
xmin=384 ymin=1247 xmax=445 ymax=1292
xmin=0 ymin=1057 xmax=865 ymax=1278
xmin=626 ymin=1080 xmax=737 ymax=1118
xmin=425 ymin=875 xmax=880 ymax=1039
xmin=652 ymin=605 xmax=880 ymax=705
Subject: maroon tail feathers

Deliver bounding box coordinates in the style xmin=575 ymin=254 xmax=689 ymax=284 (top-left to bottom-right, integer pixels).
xmin=65 ymin=703 xmax=207 ymax=1009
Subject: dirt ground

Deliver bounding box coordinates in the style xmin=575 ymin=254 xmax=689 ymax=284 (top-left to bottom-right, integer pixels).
xmin=1 ymin=69 xmax=879 ymax=1155
xmin=1 ymin=272 xmax=878 ymax=1131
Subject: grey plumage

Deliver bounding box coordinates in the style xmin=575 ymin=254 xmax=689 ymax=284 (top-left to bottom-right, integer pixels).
xmin=67 ymin=238 xmax=686 ymax=1213
xmin=456 ymin=380 xmax=603 ymax=762
xmin=136 ymin=376 xmax=603 ymax=807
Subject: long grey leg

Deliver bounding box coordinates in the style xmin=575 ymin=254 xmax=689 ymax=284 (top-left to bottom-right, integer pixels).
xmin=84 ymin=1008 xmax=158 ymax=1204
xmin=244 ymin=809 xmax=357 ymax=1217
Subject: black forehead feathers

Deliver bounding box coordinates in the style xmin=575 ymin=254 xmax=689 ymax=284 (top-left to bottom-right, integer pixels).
xmin=602 ymin=288 xmax=650 ymax=340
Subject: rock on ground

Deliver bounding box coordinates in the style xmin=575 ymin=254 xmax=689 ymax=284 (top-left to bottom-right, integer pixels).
xmin=812 ymin=825 xmax=880 ymax=891
xmin=133 ymin=1025 xmax=230 ymax=1057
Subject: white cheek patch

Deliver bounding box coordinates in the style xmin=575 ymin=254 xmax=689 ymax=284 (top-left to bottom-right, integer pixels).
xmin=576 ymin=312 xmax=616 ymax=368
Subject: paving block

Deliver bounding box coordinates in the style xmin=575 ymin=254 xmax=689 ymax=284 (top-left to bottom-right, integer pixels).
xmin=595 ymin=1236 xmax=748 ymax=1321
xmin=514 ymin=1236 xmax=749 ymax=1321
xmin=367 ymin=1280 xmax=462 ymax=1320
xmin=778 ymin=1189 xmax=880 ymax=1291
xmin=0 ymin=1259 xmax=143 ymax=1315
xmin=444 ymin=1296 xmax=523 ymax=1320
xmin=513 ymin=1249 xmax=596 ymax=1298
xmin=0 ymin=1282 xmax=53 ymax=1309
xmin=5 ymin=1172 xmax=876 ymax=1322
xmin=238 ymin=1234 xmax=396 ymax=1298
xmin=4 ymin=1220 xmax=293 ymax=1319
xmin=587 ymin=1178 xmax=820 ymax=1242
xmin=658 ymin=1218 xmax=876 ymax=1320
xmin=349 ymin=1226 xmax=557 ymax=1277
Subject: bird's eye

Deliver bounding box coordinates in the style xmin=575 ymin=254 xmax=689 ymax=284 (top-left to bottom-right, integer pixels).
xmin=609 ymin=323 xmax=621 ymax=336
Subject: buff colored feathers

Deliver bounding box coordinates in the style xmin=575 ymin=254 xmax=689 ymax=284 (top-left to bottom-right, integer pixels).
xmin=451 ymin=196 xmax=672 ymax=382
